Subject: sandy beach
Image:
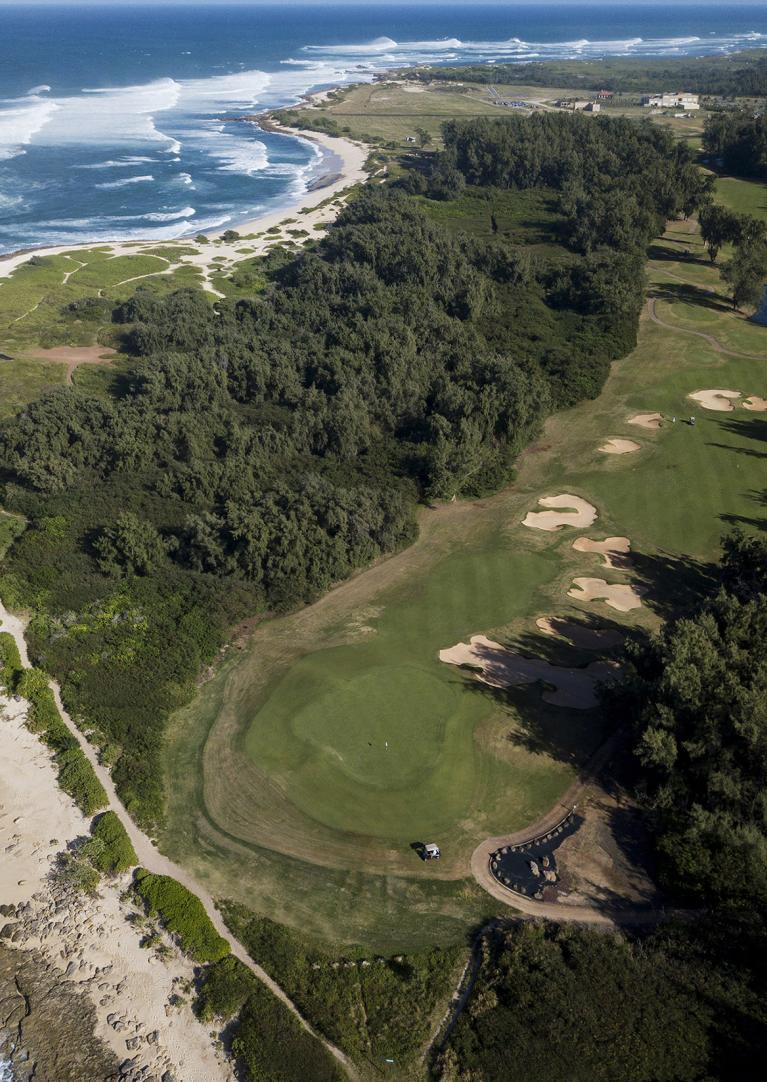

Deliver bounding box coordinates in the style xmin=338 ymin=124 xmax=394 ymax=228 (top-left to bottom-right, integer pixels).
xmin=0 ymin=122 xmax=371 ymax=289
xmin=0 ymin=691 xmax=234 ymax=1082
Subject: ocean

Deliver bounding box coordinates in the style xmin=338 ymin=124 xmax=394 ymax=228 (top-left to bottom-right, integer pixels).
xmin=1 ymin=2 xmax=767 ymax=253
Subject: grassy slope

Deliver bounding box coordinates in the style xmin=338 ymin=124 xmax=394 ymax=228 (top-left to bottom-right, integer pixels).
xmin=160 ymin=181 xmax=767 ymax=952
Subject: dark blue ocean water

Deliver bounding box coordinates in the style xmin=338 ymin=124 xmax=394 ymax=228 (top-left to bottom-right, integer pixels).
xmin=1 ymin=2 xmax=767 ymax=252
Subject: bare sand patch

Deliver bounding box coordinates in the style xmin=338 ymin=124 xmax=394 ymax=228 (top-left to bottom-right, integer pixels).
xmin=568 ymin=577 xmax=644 ymax=612
xmin=572 ymin=536 xmax=632 ymax=570
xmin=598 ymin=438 xmax=641 ymax=455
xmin=24 ymin=345 xmax=117 ymax=385
xmin=522 ymin=494 xmax=597 ymax=532
xmin=743 ymin=396 xmax=767 ymax=412
xmin=627 ymin=413 xmax=663 ymax=430
xmin=687 ymin=388 xmax=741 ymax=412
xmin=439 ymin=634 xmax=620 ymax=709
xmin=536 ymin=617 xmax=624 ymax=650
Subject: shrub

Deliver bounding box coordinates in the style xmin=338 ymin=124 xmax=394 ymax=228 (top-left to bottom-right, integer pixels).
xmin=0 ymin=631 xmax=22 ymax=690
xmin=57 ymin=747 xmax=108 ymax=815
xmin=196 ymin=956 xmax=259 ymax=1021
xmin=132 ymin=870 xmax=230 ymax=962
xmin=14 ymin=666 xmax=107 ymax=814
xmin=233 ymin=984 xmax=343 ymax=1082
xmin=88 ymin=811 xmax=137 ymax=874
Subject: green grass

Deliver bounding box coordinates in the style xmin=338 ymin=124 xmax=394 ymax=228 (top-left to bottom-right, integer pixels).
xmin=160 ymin=211 xmax=767 ymax=951
xmin=280 ymin=80 xmax=507 ymax=147
xmin=419 ymin=186 xmax=567 ymax=254
xmin=714 ymin=175 xmax=767 ymax=221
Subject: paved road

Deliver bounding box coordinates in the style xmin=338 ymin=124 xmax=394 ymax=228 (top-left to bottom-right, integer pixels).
xmin=0 ymin=600 xmax=357 ymax=1081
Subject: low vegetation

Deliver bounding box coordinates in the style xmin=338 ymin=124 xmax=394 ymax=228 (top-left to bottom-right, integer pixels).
xmin=220 ymin=903 xmax=464 ymax=1067
xmin=86 ymin=810 xmax=137 ymax=875
xmin=411 ymin=48 xmax=767 ymax=97
xmin=131 ymin=869 xmax=229 ymax=963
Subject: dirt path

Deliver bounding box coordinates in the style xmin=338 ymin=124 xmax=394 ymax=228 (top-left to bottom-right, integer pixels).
xmin=647 ymin=297 xmax=767 ymax=360
xmin=0 ymin=599 xmax=357 ymax=1081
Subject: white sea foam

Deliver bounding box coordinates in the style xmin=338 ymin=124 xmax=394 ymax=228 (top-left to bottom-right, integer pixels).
xmin=0 ymin=95 xmax=59 ymax=160
xmin=27 ymin=84 xmax=51 ymax=95
xmin=142 ymin=206 xmax=196 ymax=222
xmin=95 ymin=174 xmax=154 ymax=190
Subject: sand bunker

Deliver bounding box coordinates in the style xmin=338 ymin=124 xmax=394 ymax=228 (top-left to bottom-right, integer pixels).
xmin=572 ymin=536 xmax=632 ymax=570
xmin=536 ymin=617 xmax=624 ymax=650
xmin=522 ymin=494 xmax=597 ymax=532
xmin=598 ymin=438 xmax=641 ymax=455
xmin=627 ymin=413 xmax=663 ymax=430
xmin=743 ymin=396 xmax=767 ymax=412
xmin=439 ymin=634 xmax=620 ymax=709
xmin=688 ymin=389 xmax=741 ymax=412
xmin=568 ymin=577 xmax=644 ymax=613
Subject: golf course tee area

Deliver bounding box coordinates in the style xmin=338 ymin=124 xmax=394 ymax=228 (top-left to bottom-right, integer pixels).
xmin=161 ymin=185 xmax=767 ymax=951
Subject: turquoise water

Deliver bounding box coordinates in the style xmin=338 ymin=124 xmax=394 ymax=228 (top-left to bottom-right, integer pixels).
xmin=1 ymin=3 xmax=766 ymax=251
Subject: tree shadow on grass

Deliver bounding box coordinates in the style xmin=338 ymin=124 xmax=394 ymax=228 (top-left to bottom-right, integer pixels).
xmin=648 ymin=279 xmax=731 ymax=314
xmin=624 ymin=548 xmax=718 ymax=621
xmin=717 ymin=414 xmax=767 ymax=445
xmin=647 ymin=239 xmax=711 ymax=266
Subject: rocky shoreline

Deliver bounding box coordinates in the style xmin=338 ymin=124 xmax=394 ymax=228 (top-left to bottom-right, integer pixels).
xmin=0 ymin=942 xmax=119 ymax=1081
xmin=0 ymin=693 xmax=234 ymax=1082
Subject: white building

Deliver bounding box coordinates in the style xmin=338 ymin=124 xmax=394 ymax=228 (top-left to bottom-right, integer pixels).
xmin=642 ymin=91 xmax=700 ymax=110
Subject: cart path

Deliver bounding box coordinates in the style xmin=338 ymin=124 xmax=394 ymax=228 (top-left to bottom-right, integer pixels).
xmin=647 ymin=297 xmax=767 ymax=360
xmin=0 ymin=599 xmax=357 ymax=1081
xmin=470 ymin=731 xmax=669 ymax=928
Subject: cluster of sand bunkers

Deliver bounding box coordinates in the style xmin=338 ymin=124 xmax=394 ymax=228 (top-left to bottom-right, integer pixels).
xmin=440 ymin=385 xmax=766 ymax=709
xmin=440 ymin=490 xmax=639 ymax=709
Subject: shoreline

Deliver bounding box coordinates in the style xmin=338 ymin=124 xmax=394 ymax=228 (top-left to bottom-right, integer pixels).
xmin=0 ymin=117 xmax=372 ymax=282
xmin=0 ymin=691 xmax=234 ymax=1082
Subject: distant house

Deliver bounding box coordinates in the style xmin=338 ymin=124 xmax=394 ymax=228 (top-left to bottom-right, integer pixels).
xmin=595 ymin=89 xmax=614 ymax=100
xmin=555 ymin=99 xmax=592 ymax=111
xmin=584 ymin=102 xmax=601 ymax=113
xmin=642 ymin=91 xmax=700 ymax=110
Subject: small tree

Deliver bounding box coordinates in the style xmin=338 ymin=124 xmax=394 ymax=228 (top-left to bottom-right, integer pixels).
xmin=415 ymin=127 xmax=432 ymax=148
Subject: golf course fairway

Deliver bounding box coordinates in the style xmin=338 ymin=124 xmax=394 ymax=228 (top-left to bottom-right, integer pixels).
xmin=160 ymin=203 xmax=767 ymax=952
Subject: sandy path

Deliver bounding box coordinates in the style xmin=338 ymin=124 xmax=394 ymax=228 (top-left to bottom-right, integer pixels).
xmin=598 ymin=438 xmax=640 ymax=454
xmin=568 ymin=577 xmax=644 ymax=613
xmin=0 ymin=600 xmax=356 ymax=1080
xmin=647 ymin=297 xmax=767 ymax=359
xmin=572 ymin=536 xmax=632 ymax=570
xmin=439 ymin=634 xmax=620 ymax=710
xmin=522 ymin=494 xmax=597 ymax=532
